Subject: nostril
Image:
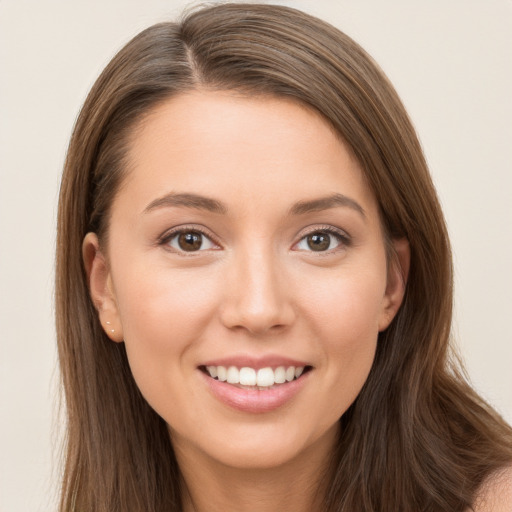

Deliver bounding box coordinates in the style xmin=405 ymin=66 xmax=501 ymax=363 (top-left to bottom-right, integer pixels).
xmin=218 ymin=276 xmax=296 ymax=334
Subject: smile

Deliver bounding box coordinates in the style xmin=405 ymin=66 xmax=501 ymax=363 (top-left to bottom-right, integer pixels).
xmin=203 ymin=365 xmax=308 ymax=389
xmin=199 ymin=362 xmax=313 ymax=413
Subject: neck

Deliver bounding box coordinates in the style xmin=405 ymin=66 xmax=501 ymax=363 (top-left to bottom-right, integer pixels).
xmin=174 ymin=427 xmax=338 ymax=512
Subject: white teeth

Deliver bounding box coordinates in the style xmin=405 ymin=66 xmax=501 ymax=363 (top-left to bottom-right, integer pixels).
xmin=205 ymin=364 xmax=306 ymax=387
xmin=274 ymin=366 xmax=286 ymax=384
xmin=239 ymin=367 xmax=256 ymax=386
xmin=226 ymin=366 xmax=239 ymax=384
xmin=257 ymin=367 xmax=275 ymax=387
xmin=217 ymin=366 xmax=227 ymax=382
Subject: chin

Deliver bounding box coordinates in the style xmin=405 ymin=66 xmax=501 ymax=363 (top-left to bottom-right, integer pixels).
xmin=172 ymin=419 xmax=340 ymax=472
xmin=214 ymin=439 xmax=305 ymax=470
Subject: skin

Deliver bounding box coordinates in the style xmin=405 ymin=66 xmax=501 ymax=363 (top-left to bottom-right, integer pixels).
xmin=84 ymin=91 xmax=410 ymax=511
xmin=471 ymin=466 xmax=512 ymax=512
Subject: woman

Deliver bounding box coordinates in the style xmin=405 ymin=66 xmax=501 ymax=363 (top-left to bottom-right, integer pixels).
xmin=55 ymin=3 xmax=512 ymax=511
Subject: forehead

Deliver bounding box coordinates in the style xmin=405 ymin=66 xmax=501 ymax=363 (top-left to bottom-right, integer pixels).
xmin=118 ymin=90 xmax=378 ymax=219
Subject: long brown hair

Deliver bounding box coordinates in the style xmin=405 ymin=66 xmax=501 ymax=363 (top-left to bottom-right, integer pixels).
xmin=56 ymin=3 xmax=512 ymax=511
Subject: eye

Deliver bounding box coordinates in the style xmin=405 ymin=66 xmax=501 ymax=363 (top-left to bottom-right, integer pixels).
xmin=295 ymin=229 xmax=348 ymax=252
xmin=164 ymin=229 xmax=218 ymax=252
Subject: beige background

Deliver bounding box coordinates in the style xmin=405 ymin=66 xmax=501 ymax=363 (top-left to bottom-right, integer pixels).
xmin=1 ymin=1 xmax=511 ymax=510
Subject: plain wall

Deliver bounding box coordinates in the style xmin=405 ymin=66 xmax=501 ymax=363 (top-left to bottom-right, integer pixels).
xmin=1 ymin=1 xmax=510 ymax=510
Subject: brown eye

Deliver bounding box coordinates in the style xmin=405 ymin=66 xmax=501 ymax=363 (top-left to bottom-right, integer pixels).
xmin=295 ymin=229 xmax=347 ymax=253
xmin=178 ymin=232 xmax=203 ymax=251
xmin=166 ymin=230 xmax=216 ymax=252
xmin=306 ymin=233 xmax=330 ymax=251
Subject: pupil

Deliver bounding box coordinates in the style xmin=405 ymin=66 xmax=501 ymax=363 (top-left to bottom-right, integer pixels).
xmin=307 ymin=233 xmax=329 ymax=251
xmin=178 ymin=232 xmax=202 ymax=251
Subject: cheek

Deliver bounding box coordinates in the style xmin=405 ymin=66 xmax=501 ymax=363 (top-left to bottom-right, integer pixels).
xmin=109 ymin=257 xmax=222 ymax=398
xmin=302 ymin=263 xmax=387 ymax=406
xmin=306 ymin=261 xmax=387 ymax=343
xmin=113 ymin=260 xmax=221 ymax=345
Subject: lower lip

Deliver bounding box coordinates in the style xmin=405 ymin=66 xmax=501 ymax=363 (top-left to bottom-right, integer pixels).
xmin=200 ymin=370 xmax=310 ymax=413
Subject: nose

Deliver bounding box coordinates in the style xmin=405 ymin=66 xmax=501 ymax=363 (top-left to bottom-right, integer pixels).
xmin=219 ymin=247 xmax=296 ymax=336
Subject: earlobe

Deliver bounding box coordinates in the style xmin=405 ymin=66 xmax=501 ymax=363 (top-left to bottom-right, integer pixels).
xmin=82 ymin=232 xmax=124 ymax=342
xmin=378 ymin=238 xmax=410 ymax=332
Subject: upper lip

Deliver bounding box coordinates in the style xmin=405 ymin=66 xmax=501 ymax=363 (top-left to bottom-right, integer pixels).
xmin=200 ymin=354 xmax=312 ymax=370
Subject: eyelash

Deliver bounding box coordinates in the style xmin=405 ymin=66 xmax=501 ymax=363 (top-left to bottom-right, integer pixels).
xmin=158 ymin=224 xmax=351 ymax=255
xmin=158 ymin=225 xmax=220 ymax=255
xmin=295 ymin=225 xmax=351 ymax=254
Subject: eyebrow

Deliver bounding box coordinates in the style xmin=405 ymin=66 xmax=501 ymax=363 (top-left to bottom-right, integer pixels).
xmin=143 ymin=191 xmax=365 ymax=218
xmin=289 ymin=193 xmax=366 ymax=218
xmin=143 ymin=192 xmax=227 ymax=214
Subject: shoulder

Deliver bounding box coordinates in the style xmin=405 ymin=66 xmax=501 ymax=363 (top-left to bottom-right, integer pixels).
xmin=471 ymin=465 xmax=512 ymax=512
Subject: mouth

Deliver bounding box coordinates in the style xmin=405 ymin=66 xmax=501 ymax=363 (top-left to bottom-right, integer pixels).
xmin=199 ymin=364 xmax=313 ymax=390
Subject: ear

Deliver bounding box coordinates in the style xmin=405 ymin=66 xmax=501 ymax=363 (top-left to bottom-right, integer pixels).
xmin=82 ymin=232 xmax=124 ymax=342
xmin=378 ymin=238 xmax=410 ymax=332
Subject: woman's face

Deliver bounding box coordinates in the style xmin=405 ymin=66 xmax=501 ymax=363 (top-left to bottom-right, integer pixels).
xmin=85 ymin=91 xmax=407 ymax=470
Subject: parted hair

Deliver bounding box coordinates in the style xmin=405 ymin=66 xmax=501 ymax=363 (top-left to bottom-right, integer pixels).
xmin=56 ymin=3 xmax=512 ymax=511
